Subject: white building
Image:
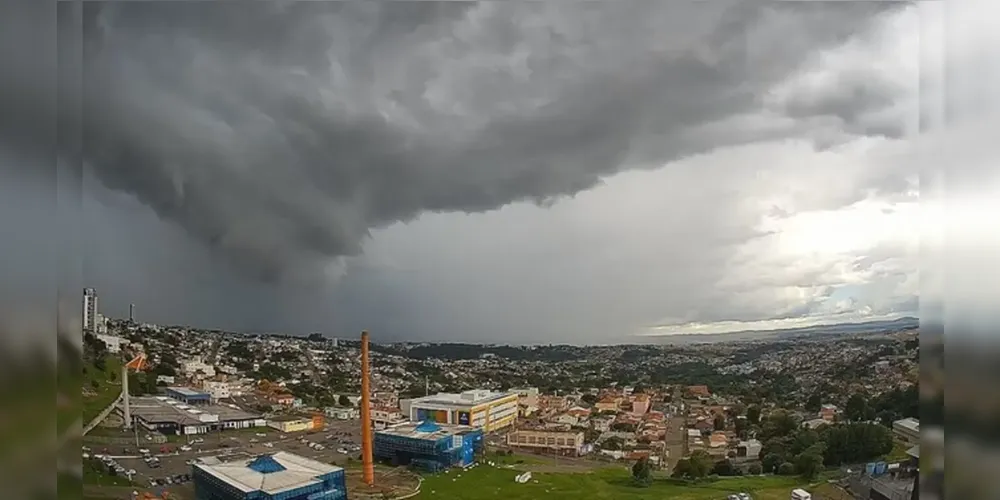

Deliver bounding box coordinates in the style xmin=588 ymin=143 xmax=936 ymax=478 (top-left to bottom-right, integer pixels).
xmin=407 ymin=390 xmax=519 ymax=432
xmin=96 ymin=334 xmax=122 ymax=353
xmin=203 ymin=381 xmax=232 ymax=401
xmin=82 ymin=288 xmax=98 ymax=334
xmin=181 ymin=357 xmax=216 ymax=378
xmin=893 ymin=417 xmax=919 ymax=444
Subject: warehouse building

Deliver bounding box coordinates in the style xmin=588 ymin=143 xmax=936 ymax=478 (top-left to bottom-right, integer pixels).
xmin=374 ymin=420 xmax=483 ymax=473
xmin=266 ymin=415 xmax=324 ymax=434
xmin=193 ymin=452 xmax=346 ymax=500
xmin=126 ymin=396 xmax=265 ymax=435
xmin=166 ymin=386 xmax=212 ymax=406
xmin=407 ymin=390 xmax=518 ymax=432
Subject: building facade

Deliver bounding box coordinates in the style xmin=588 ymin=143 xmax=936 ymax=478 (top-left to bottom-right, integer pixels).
xmin=407 ymin=390 xmax=518 ymax=432
xmin=267 ymin=417 xmax=314 ymax=433
xmin=193 ymin=452 xmax=346 ymax=500
xmin=507 ymin=429 xmax=585 ymax=456
xmin=374 ymin=420 xmax=483 ymax=473
xmin=82 ymin=288 xmax=98 ymax=335
xmin=166 ymin=387 xmax=213 ymax=406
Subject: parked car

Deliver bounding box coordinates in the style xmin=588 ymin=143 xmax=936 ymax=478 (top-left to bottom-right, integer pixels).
xmin=138 ymin=448 xmax=150 ymax=455
xmin=263 ymin=443 xmax=273 ymax=448
xmin=180 ymin=445 xmax=192 ymax=452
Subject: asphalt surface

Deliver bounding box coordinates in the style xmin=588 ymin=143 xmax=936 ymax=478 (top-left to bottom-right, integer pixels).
xmin=87 ymin=419 xmax=365 ymax=495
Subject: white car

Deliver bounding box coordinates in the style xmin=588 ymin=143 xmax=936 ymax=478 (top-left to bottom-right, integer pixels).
xmin=180 ymin=445 xmax=192 ymax=452
xmin=138 ymin=448 xmax=150 ymax=454
xmin=192 ymin=438 xmax=204 ymax=444
xmin=256 ymin=433 xmax=267 ymax=437
xmin=263 ymin=443 xmax=274 ymax=448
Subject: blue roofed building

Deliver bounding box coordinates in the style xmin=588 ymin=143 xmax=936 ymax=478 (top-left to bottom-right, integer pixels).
xmin=166 ymin=386 xmax=212 ymax=406
xmin=192 ymin=452 xmax=346 ymax=500
xmin=374 ymin=420 xmax=483 ymax=473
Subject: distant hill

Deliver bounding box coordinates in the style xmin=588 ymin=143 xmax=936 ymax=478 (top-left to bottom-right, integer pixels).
xmin=650 ymin=316 xmax=919 ymax=345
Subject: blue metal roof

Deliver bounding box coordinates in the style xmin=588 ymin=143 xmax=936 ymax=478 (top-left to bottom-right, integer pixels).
xmin=415 ymin=420 xmax=441 ymax=433
xmin=248 ymin=455 xmax=286 ymax=474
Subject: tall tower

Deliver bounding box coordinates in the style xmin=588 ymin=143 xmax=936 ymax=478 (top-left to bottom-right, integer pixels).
xmin=82 ymin=288 xmax=98 ymax=335
xmin=129 ymin=303 xmax=135 ymax=322
xmin=359 ymin=331 xmax=375 ymax=487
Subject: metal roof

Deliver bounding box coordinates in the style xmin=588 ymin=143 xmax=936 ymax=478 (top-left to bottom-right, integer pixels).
xmin=195 ymin=451 xmax=342 ymax=495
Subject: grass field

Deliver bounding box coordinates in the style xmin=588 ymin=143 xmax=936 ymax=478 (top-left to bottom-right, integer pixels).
xmin=83 ymin=356 xmax=123 ymax=424
xmin=883 ymin=439 xmax=913 ymax=463
xmin=417 ymin=465 xmax=819 ymax=500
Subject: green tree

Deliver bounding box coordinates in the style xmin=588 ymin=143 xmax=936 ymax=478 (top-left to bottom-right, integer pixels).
xmin=631 ymin=457 xmax=653 ymax=487
xmin=762 ymin=453 xmax=783 ymax=474
xmin=338 ymin=394 xmax=351 ymax=407
xmin=748 ymin=463 xmax=763 ymax=475
xmin=805 ymin=392 xmax=823 ymax=413
xmin=746 ymin=405 xmax=761 ymax=425
xmin=712 ymin=459 xmax=736 ymax=476
xmin=713 ymin=414 xmax=726 ymax=431
xmin=795 ymin=444 xmax=826 ymax=480
xmin=761 ymin=410 xmax=799 ymax=439
xmin=601 ymin=436 xmax=624 ymax=451
xmin=777 ymin=462 xmax=796 ymax=475
xmin=844 ymin=393 xmax=868 ymax=422
xmin=687 ymin=450 xmax=714 ymax=478
xmin=580 ymin=393 xmax=598 ymax=405
xmin=734 ymin=418 xmax=749 ymax=439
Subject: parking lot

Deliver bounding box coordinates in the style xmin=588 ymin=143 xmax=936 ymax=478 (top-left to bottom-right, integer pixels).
xmin=92 ymin=419 xmax=366 ymax=493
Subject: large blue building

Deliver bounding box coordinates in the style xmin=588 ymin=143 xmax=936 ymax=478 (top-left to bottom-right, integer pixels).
xmin=192 ymin=452 xmax=346 ymax=500
xmin=374 ymin=420 xmax=483 ymax=473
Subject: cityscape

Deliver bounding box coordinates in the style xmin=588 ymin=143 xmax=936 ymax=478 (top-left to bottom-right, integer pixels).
xmin=80 ymin=286 xmax=939 ymax=500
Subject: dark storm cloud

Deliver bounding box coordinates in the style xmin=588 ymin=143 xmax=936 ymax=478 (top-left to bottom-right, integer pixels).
xmin=3 ymin=2 xmax=906 ymax=285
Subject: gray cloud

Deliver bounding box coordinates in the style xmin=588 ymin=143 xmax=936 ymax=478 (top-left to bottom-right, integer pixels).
xmin=60 ymin=1 xmax=905 ymax=283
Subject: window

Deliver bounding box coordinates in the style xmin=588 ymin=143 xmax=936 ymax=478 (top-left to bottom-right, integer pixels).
xmin=556 ymin=438 xmax=565 ymax=446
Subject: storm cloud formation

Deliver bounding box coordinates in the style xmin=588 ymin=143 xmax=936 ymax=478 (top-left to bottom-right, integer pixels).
xmin=72 ymin=1 xmax=905 ymax=282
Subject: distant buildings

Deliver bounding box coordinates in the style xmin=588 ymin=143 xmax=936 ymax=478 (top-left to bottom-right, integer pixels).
xmin=96 ymin=334 xmax=122 ymax=353
xmin=407 ymin=390 xmax=518 ymax=432
xmin=193 ymin=452 xmax=347 ymax=500
xmin=374 ymin=420 xmax=483 ymax=472
xmin=125 ymin=396 xmax=264 ymax=435
xmin=819 ymin=404 xmax=838 ymax=421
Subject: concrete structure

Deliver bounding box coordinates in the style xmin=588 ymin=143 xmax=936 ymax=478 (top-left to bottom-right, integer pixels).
xmin=82 ymin=288 xmax=98 ymax=335
xmin=125 ymin=396 xmax=265 ymax=435
xmin=736 ymin=439 xmax=762 ymax=459
xmin=324 ymin=407 xmax=359 ymax=420
xmin=371 ymin=407 xmax=406 ymax=430
xmin=511 ymin=387 xmax=539 ymax=408
xmin=407 ymin=390 xmax=518 ymax=432
xmin=374 ymin=420 xmax=483 ymax=472
xmin=96 ymin=334 xmax=123 ymax=353
xmin=892 ymin=418 xmax=919 ymax=444
xmin=507 ymin=428 xmax=585 ymax=456
xmin=193 ymin=452 xmax=346 ymax=500
xmin=166 ymin=386 xmax=212 ymax=406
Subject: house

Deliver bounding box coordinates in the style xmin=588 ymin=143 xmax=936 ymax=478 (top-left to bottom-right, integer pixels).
xmin=591 ymin=417 xmax=613 ymax=433
xmin=631 ymin=394 xmax=651 ymax=415
xmin=819 ymin=404 xmax=838 ymax=421
xmin=595 ymin=397 xmax=620 ymax=413
xmin=686 ymin=385 xmax=711 ymax=398
xmin=736 ymin=439 xmax=762 ymax=459
xmin=708 ymin=431 xmax=729 ymax=448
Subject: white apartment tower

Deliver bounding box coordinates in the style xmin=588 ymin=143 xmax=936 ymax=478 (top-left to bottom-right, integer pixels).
xmin=82 ymin=288 xmax=98 ymax=334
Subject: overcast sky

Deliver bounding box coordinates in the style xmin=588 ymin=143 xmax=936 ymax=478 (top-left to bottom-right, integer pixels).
xmin=2 ymin=1 xmax=997 ymax=345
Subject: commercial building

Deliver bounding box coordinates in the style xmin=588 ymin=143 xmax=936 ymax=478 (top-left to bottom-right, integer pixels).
xmin=193 ymin=452 xmax=346 ymax=500
xmin=407 ymin=390 xmax=518 ymax=432
xmin=374 ymin=420 xmax=483 ymax=473
xmin=126 ymin=396 xmax=265 ymax=435
xmin=892 ymin=418 xmax=919 ymax=444
xmin=266 ymin=415 xmax=322 ymax=434
xmin=507 ymin=428 xmax=585 ymax=456
xmin=166 ymin=387 xmax=212 ymax=406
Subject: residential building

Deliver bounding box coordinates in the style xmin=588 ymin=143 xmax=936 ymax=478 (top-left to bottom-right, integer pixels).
xmin=192 ymin=452 xmax=347 ymax=500
xmin=892 ymin=418 xmax=919 ymax=444
xmin=511 ymin=387 xmax=540 ymax=408
xmin=407 ymin=390 xmax=518 ymax=432
xmin=373 ymin=420 xmax=483 ymax=473
xmin=96 ymin=334 xmax=123 ymax=353
xmin=82 ymin=288 xmax=98 ymax=335
xmin=371 ymin=407 xmax=406 ymax=430
xmin=736 ymin=439 xmax=762 ymax=459
xmin=819 ymin=404 xmax=838 ymax=421
xmin=202 ymin=381 xmax=233 ymax=401
xmin=686 ymin=385 xmax=711 ymax=398
xmin=632 ymin=394 xmax=650 ymax=415
xmin=507 ymin=428 xmax=585 ymax=456
xmin=594 ymin=397 xmax=620 ymax=413
xmin=325 ymin=407 xmax=359 ymax=420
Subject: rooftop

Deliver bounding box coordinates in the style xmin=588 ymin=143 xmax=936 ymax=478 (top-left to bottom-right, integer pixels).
xmin=411 ymin=390 xmax=515 ymax=408
xmin=195 ymin=452 xmax=342 ymax=495
xmin=125 ymin=396 xmax=261 ymax=425
xmin=167 ymin=386 xmax=211 ymax=397
xmin=377 ymin=420 xmax=478 ymax=442
xmin=893 ymin=417 xmax=919 ymax=432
